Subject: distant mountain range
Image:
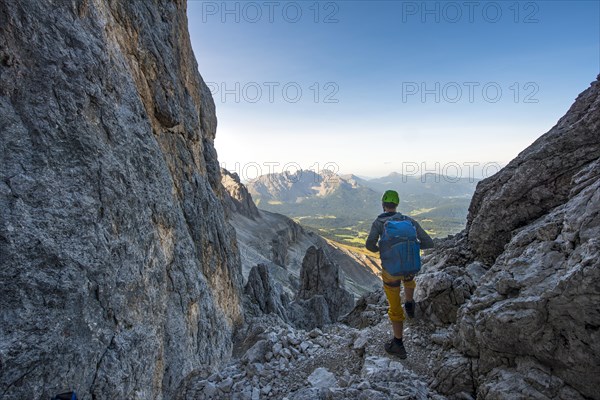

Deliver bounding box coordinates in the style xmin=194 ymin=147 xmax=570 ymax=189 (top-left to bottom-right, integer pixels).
xmin=246 ymin=170 xmax=479 ymax=246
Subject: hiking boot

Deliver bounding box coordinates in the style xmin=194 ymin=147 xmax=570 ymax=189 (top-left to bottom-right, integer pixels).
xmin=404 ymin=300 xmax=415 ymax=318
xmin=384 ymin=338 xmax=407 ymax=359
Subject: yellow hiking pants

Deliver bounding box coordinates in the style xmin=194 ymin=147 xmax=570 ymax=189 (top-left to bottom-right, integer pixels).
xmin=382 ymin=269 xmax=416 ymax=322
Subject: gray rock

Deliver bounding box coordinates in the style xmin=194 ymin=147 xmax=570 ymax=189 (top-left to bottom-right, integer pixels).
xmin=309 ymin=328 xmax=324 ymax=338
xmin=359 ymin=389 xmax=388 ymax=400
xmin=0 ymin=1 xmax=243 ymax=399
xmin=244 ymin=264 xmax=289 ymax=321
xmin=242 ymin=340 xmax=269 ymax=364
xmin=229 ymin=193 xmax=380 ymax=302
xmin=281 ymin=348 xmax=292 ymax=359
xmin=307 ymin=367 xmax=338 ymax=389
xmin=239 ymin=385 xmax=254 ymax=400
xmin=271 ymin=219 xmax=302 ymax=267
xmin=366 ymin=365 xmax=433 ymax=400
xmin=288 ymin=335 xmax=301 ymax=346
xmin=356 ymin=381 xmax=371 ymax=390
xmin=204 ymin=382 xmax=218 ymax=398
xmin=261 ymin=384 xmax=272 ymax=395
xmin=388 ymin=361 xmax=406 ymax=372
xmin=464 ymin=261 xmax=488 ymax=283
xmin=217 ymin=377 xmax=234 ymax=393
xmin=221 ymin=168 xmax=260 ymax=219
xmin=352 ymin=330 xmax=370 ymax=356
xmin=361 ymin=356 xmax=391 ymax=377
xmin=454 ymin=174 xmax=600 ymax=398
xmin=300 ymin=341 xmax=311 ymax=353
xmin=289 ymin=387 xmax=322 ymax=400
xmin=288 ymin=247 xmax=355 ymax=329
xmin=430 ymin=330 xmax=453 ymax=346
xmin=477 ymin=360 xmax=586 ymax=400
xmin=341 ymin=289 xmax=388 ymax=329
xmin=272 ymin=342 xmax=283 ymax=355
xmin=338 ymin=376 xmax=351 ymax=388
xmin=415 ymin=265 xmax=477 ymax=325
xmin=288 ymin=295 xmax=332 ymax=330
xmin=258 ymin=368 xmax=271 ymax=379
xmin=298 ymin=247 xmax=355 ymax=318
xmin=430 ymin=350 xmax=475 ymax=397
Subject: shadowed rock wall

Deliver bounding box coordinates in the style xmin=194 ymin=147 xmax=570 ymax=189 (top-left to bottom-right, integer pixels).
xmin=417 ymin=77 xmax=600 ymax=399
xmin=0 ymin=1 xmax=243 ymax=398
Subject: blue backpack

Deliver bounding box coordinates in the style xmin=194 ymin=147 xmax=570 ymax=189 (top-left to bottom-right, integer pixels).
xmin=379 ymin=216 xmax=421 ymax=276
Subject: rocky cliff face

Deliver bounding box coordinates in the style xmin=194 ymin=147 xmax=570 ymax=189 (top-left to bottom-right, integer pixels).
xmin=417 ymin=77 xmax=600 ymax=399
xmin=0 ymin=1 xmax=243 ymax=399
xmin=467 ymin=78 xmax=600 ymax=264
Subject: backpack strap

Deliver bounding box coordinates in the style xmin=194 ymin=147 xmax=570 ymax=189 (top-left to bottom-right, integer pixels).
xmin=380 ymin=213 xmax=406 ymax=223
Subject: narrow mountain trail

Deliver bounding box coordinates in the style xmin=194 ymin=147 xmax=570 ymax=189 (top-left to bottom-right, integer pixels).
xmin=181 ymin=292 xmax=449 ymax=400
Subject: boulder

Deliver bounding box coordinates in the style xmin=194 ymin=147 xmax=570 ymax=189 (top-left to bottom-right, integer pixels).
xmin=244 ymin=264 xmax=289 ymax=321
xmin=341 ymin=289 xmax=388 ymax=329
xmin=297 ymin=246 xmax=355 ymax=321
xmin=307 ymin=367 xmax=337 ymax=389
xmin=287 ymin=296 xmax=332 ymax=330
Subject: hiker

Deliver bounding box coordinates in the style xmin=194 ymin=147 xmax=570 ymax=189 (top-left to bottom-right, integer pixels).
xmin=365 ymin=190 xmax=434 ymax=358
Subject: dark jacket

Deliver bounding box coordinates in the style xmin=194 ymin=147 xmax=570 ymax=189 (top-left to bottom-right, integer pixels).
xmin=365 ymin=212 xmax=434 ymax=253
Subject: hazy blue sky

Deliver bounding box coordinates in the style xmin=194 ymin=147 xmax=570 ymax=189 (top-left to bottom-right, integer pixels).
xmin=187 ymin=1 xmax=599 ymax=179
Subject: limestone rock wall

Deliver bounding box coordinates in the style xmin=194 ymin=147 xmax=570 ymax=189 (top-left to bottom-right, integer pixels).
xmin=0 ymin=1 xmax=243 ymax=398
xmin=455 ymin=157 xmax=600 ymax=399
xmin=417 ymin=77 xmax=600 ymax=399
xmin=467 ymin=78 xmax=600 ymax=263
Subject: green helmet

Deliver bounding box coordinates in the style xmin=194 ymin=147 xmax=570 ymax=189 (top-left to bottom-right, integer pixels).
xmin=382 ymin=190 xmax=399 ymax=205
